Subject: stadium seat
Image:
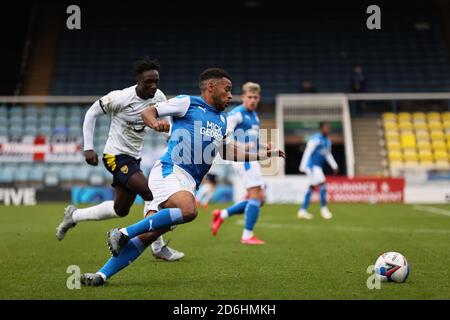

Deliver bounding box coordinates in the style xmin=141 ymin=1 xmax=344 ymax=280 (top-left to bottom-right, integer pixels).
xmin=388 ymin=151 xmax=403 ymax=162
xmin=434 ymin=150 xmax=449 ymax=162
xmin=386 ymin=140 xmax=401 ymax=151
xmin=382 ymin=112 xmax=397 ymax=122
xmin=418 ymin=150 xmax=433 ymax=162
xmin=413 ymin=122 xmax=428 ymax=131
xmin=428 ymin=121 xmax=443 ymax=131
xmin=398 ymin=112 xmax=412 ymax=122
xmin=442 ymin=112 xmax=450 ymax=121
xmin=29 ymin=165 xmax=45 ymax=182
xmin=403 ymin=150 xmax=418 ymax=162
xmin=432 ymin=140 xmax=447 ymax=152
xmin=383 ymin=121 xmax=398 ymax=131
xmin=427 ymin=112 xmax=441 ymax=122
xmin=385 ymin=130 xmax=399 ymax=141
xmin=398 ymin=121 xmax=413 ymax=131
xmin=412 ymin=112 xmax=426 ymax=122
xmin=443 ymin=120 xmax=450 ymax=130
xmin=401 ymin=132 xmax=416 ymax=149
xmin=416 ymin=130 xmax=430 ymax=141
xmin=0 ymin=167 xmax=15 ymax=183
xmin=431 ymin=130 xmax=445 ymax=141
xmin=24 ymin=126 xmax=38 ymax=136
xmin=417 ymin=140 xmax=432 ymax=151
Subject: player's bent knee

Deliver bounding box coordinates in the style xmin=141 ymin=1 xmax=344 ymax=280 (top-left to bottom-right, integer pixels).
xmin=180 ymin=207 xmax=198 ymax=222
xmin=114 ymin=206 xmax=130 ymax=217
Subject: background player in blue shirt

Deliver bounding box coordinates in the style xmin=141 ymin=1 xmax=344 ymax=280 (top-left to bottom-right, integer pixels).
xmin=298 ymin=121 xmax=338 ymax=220
xmin=81 ymin=68 xmax=285 ymax=286
xmin=211 ymin=82 xmax=267 ymax=244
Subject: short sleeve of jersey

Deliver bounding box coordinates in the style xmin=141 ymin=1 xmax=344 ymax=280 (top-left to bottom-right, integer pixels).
xmin=226 ymin=110 xmax=243 ymax=135
xmin=98 ymin=90 xmax=128 ymax=114
xmin=155 ymin=95 xmax=190 ymax=118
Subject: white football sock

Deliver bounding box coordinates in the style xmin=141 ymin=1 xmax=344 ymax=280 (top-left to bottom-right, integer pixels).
xmin=72 ymin=201 xmax=119 ymax=223
xmin=242 ymin=229 xmax=254 ymax=240
xmin=220 ymin=209 xmax=229 ymax=219
xmin=151 ymin=236 xmax=165 ymax=253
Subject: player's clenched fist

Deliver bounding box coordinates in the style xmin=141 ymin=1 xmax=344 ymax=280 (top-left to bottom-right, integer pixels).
xmin=84 ymin=150 xmax=99 ymax=166
xmin=153 ymin=119 xmax=170 ymax=132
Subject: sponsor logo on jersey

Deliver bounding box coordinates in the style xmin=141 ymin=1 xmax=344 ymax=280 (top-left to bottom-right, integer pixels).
xmin=200 ymin=121 xmax=223 ymax=141
xmin=120 ymin=165 xmax=129 ymax=174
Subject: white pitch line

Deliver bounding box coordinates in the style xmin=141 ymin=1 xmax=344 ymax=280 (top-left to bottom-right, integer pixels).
xmin=235 ymin=219 xmax=450 ymax=235
xmin=413 ymin=205 xmax=450 ymax=217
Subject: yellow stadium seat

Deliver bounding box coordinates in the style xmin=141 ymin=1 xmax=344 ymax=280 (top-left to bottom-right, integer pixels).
xmin=416 ymin=130 xmax=430 ymax=141
xmin=382 ymin=112 xmax=397 ymax=122
xmin=384 ymin=121 xmax=398 ymax=131
xmin=428 ymin=121 xmax=443 ymax=131
xmin=431 ymin=130 xmax=445 ymax=141
xmin=385 ymin=130 xmax=399 ymax=141
xmin=386 ymin=140 xmax=401 ymax=151
xmin=434 ymin=151 xmax=449 ymax=162
xmin=417 ymin=140 xmax=431 ymax=151
xmin=388 ymin=151 xmax=403 ymax=162
xmin=412 ymin=112 xmax=426 ymax=122
xmin=398 ymin=121 xmax=413 ymax=131
xmin=432 ymin=140 xmax=447 ymax=152
xmin=427 ymin=112 xmax=441 ymax=122
xmin=447 ymin=140 xmax=450 ymax=150
xmin=418 ymin=151 xmax=433 ymax=162
xmin=403 ymin=150 xmax=418 ymax=162
xmin=398 ymin=112 xmax=412 ymax=122
xmin=442 ymin=112 xmax=450 ymax=121
xmin=401 ymin=133 xmax=416 ymax=149
xmin=413 ymin=122 xmax=428 ymax=131
xmin=443 ymin=120 xmax=450 ymax=130
xmin=434 ymin=152 xmax=448 ymax=163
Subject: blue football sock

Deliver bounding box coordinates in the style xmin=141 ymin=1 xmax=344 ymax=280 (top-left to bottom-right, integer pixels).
xmin=98 ymin=237 xmax=145 ymax=279
xmin=301 ymin=187 xmax=313 ymax=210
xmin=226 ymin=200 xmax=248 ymax=216
xmin=125 ymin=208 xmax=184 ymax=238
xmin=244 ymin=199 xmax=261 ymax=231
xmin=320 ymin=185 xmax=327 ymax=207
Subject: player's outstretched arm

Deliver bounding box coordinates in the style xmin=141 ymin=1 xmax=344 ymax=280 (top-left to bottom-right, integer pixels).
xmin=141 ymin=105 xmax=170 ymax=132
xmin=82 ymin=100 xmax=105 ymax=166
xmin=220 ymin=140 xmax=285 ymax=162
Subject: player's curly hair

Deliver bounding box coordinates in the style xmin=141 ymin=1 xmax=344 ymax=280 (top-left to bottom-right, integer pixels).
xmin=133 ymin=56 xmax=160 ymax=75
xmin=198 ymin=68 xmax=232 ymax=90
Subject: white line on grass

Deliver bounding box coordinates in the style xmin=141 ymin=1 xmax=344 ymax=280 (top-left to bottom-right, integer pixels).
xmin=235 ymin=220 xmax=450 ymax=235
xmin=413 ymin=205 xmax=450 ymax=217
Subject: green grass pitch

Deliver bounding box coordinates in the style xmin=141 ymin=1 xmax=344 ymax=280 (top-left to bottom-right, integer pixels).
xmin=0 ymin=202 xmax=449 ymax=299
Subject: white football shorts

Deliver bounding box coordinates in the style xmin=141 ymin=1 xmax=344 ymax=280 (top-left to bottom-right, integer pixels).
xmin=233 ymin=161 xmax=264 ymax=189
xmin=145 ymin=160 xmax=197 ymax=213
xmin=305 ymin=165 xmax=326 ymax=186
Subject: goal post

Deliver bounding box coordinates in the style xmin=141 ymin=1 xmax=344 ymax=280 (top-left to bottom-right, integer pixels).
xmin=275 ymin=94 xmax=354 ymax=177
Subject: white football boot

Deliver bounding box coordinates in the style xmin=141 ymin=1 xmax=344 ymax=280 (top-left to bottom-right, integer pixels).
xmin=297 ymin=209 xmax=314 ymax=220
xmin=320 ymin=207 xmax=333 ymax=220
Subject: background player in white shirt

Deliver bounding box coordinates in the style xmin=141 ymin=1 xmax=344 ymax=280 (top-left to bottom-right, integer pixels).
xmin=298 ymin=121 xmax=338 ymax=220
xmin=56 ymin=57 xmax=183 ymax=261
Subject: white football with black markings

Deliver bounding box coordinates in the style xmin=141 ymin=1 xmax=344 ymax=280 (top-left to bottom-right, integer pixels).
xmin=375 ymin=252 xmax=410 ymax=283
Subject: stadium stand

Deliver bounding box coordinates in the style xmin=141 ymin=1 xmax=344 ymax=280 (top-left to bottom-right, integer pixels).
xmin=382 ymin=111 xmax=450 ymax=172
xmin=0 ymin=104 xmax=168 ymax=187
xmin=48 ymin=2 xmax=450 ymax=100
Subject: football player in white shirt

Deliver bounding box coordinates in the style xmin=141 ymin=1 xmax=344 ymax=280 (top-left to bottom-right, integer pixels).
xmin=56 ymin=57 xmax=184 ymax=261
